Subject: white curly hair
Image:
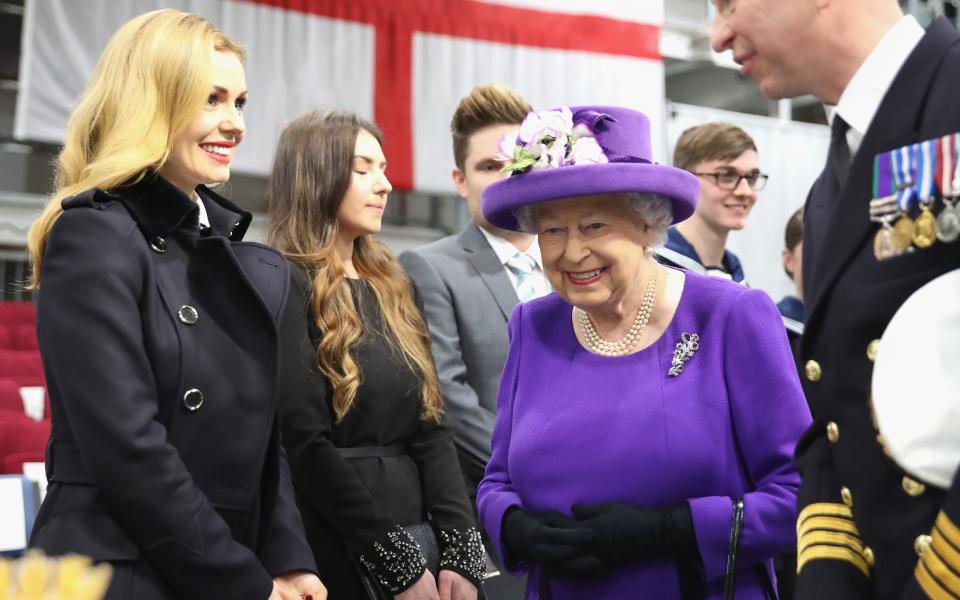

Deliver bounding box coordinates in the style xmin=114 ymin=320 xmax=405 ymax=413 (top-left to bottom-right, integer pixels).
xmin=513 ymin=192 xmax=673 ymax=247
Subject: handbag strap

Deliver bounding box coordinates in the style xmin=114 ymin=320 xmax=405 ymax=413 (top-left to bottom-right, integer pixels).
xmin=724 ymin=498 xmax=745 ymax=600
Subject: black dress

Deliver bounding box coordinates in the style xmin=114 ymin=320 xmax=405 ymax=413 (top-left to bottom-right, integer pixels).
xmin=278 ymin=263 xmax=485 ymax=598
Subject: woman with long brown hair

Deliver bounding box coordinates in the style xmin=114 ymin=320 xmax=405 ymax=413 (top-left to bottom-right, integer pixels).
xmin=268 ymin=111 xmax=485 ymax=600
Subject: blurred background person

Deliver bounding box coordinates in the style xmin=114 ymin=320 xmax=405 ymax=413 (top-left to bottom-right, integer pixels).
xmin=25 ymin=10 xmax=322 ymax=600
xmin=268 ymin=111 xmax=485 ymax=600
xmin=657 ymin=123 xmax=767 ymax=284
xmin=477 ymin=105 xmax=810 ymax=599
xmin=400 ymin=83 xmax=546 ymax=599
xmin=778 ymin=207 xmax=805 ymax=357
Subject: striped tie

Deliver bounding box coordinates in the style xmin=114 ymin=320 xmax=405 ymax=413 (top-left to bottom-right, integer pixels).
xmin=506 ymin=252 xmax=538 ymax=302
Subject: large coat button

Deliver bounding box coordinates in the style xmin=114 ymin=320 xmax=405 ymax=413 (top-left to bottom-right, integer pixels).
xmin=902 ymin=477 xmax=926 ymax=497
xmin=915 ymin=534 xmax=933 ymax=557
xmin=841 ymin=486 xmax=854 ymax=507
xmin=149 ymin=236 xmax=166 ymax=254
xmin=866 ymin=339 xmax=881 ymax=362
xmin=826 ymin=422 xmax=840 ymax=443
xmin=805 ymin=360 xmax=822 ymax=382
xmin=863 ymin=546 xmax=875 ymax=566
xmin=182 ymin=388 xmax=204 ymax=411
xmin=178 ymin=305 xmax=199 ymax=325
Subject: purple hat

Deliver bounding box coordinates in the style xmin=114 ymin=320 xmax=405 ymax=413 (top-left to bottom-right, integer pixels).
xmin=482 ymin=105 xmax=698 ymax=232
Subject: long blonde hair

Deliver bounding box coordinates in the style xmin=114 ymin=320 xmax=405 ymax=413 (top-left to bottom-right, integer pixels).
xmin=27 ymin=9 xmax=244 ymax=287
xmin=267 ymin=111 xmax=443 ymax=423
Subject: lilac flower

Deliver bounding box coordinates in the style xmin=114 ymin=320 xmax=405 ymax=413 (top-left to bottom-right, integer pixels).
xmin=518 ymin=106 xmax=574 ymax=146
xmin=569 ymin=137 xmax=608 ymax=165
xmin=495 ymin=134 xmax=518 ymax=161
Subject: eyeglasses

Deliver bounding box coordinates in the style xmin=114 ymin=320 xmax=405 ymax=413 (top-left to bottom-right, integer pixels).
xmin=694 ymin=171 xmax=769 ymax=191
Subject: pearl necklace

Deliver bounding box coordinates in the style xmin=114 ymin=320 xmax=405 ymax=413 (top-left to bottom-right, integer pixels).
xmin=575 ymin=270 xmax=660 ymax=357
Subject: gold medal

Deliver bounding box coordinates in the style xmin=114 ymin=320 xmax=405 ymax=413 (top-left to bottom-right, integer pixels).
xmin=893 ymin=215 xmax=916 ymax=250
xmin=874 ymin=225 xmax=900 ymax=260
xmin=913 ymin=204 xmax=938 ymax=248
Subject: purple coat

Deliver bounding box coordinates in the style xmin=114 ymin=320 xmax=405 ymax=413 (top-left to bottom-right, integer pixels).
xmin=477 ymin=271 xmax=811 ymax=599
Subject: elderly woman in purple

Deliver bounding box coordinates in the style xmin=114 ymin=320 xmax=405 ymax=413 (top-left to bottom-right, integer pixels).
xmin=476 ymin=105 xmax=811 ymax=600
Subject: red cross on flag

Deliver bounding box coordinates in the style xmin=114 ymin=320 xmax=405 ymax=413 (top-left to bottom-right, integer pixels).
xmin=15 ymin=0 xmax=664 ymax=193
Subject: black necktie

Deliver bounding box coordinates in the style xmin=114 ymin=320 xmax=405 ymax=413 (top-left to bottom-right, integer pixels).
xmin=829 ymin=116 xmax=852 ymax=188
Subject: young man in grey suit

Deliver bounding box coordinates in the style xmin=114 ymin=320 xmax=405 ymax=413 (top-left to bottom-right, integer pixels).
xmin=400 ymin=84 xmax=549 ymax=597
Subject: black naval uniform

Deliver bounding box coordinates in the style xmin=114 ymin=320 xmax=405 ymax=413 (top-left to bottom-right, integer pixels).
xmin=794 ymin=17 xmax=960 ymax=600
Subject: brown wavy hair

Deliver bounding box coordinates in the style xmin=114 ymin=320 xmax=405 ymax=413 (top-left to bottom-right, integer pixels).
xmin=267 ymin=111 xmax=442 ymax=422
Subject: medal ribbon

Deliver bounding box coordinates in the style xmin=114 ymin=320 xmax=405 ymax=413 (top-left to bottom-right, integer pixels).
xmin=872 ymin=149 xmax=894 ymax=200
xmin=953 ymin=133 xmax=960 ymax=193
xmin=938 ymin=134 xmax=952 ymax=198
xmin=893 ymin=144 xmax=917 ymax=212
xmin=915 ymin=139 xmax=936 ymax=204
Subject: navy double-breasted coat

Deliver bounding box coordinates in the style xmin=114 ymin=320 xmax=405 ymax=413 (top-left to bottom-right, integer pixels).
xmin=29 ymin=174 xmax=316 ymax=599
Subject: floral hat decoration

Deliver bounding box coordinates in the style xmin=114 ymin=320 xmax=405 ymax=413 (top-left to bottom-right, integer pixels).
xmin=481 ymin=105 xmax=699 ymax=232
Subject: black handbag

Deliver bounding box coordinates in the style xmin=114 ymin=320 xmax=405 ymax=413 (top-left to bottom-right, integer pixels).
xmin=724 ymin=499 xmax=746 ymax=600
xmin=723 ymin=498 xmax=777 ymax=600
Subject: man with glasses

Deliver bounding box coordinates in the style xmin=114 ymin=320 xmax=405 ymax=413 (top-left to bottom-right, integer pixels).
xmin=711 ymin=1 xmax=960 ymax=599
xmin=656 ymin=122 xmax=766 ymax=284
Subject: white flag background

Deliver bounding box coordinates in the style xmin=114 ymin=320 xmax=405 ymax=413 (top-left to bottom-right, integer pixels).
xmin=15 ymin=0 xmax=664 ymax=193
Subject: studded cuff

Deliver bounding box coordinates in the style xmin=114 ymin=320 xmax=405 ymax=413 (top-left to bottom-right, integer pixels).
xmin=358 ymin=526 xmax=427 ymax=593
xmin=438 ymin=527 xmax=486 ymax=587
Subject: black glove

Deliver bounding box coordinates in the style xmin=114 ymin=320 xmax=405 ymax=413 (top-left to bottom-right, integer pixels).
xmin=501 ymin=507 xmax=596 ymax=568
xmin=571 ymin=502 xmax=699 ymax=569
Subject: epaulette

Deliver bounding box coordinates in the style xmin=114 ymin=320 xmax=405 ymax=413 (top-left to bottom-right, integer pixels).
xmin=60 ymin=188 xmax=115 ymax=211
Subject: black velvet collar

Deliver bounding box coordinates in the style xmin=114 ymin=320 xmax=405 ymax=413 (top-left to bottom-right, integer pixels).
xmin=111 ymin=172 xmax=252 ymax=241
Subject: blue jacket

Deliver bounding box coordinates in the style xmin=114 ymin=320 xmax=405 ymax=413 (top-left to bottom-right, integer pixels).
xmin=657 ymin=228 xmax=746 ymax=283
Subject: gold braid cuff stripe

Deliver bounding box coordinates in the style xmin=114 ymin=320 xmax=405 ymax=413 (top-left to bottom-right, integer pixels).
xmin=797 ymin=503 xmax=855 ymax=530
xmin=798 ymin=516 xmax=861 ymax=539
xmin=916 ymin=513 xmax=960 ymax=599
xmin=938 ymin=512 xmax=960 ymax=550
xmin=798 ymin=530 xmax=866 ymax=556
xmin=916 ymin=560 xmax=958 ymax=600
xmin=797 ymin=545 xmax=870 ymax=577
xmin=797 ymin=503 xmax=869 ymax=577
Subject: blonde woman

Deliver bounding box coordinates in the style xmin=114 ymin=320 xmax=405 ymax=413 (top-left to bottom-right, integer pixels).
xmin=268 ymin=111 xmax=485 ymax=600
xmin=26 ymin=10 xmax=324 ymax=600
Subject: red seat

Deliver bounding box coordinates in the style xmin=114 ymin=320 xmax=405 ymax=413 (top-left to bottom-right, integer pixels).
xmin=0 ymin=327 xmax=12 ymax=350
xmin=0 ymin=378 xmax=21 ymax=413
xmin=0 ymin=350 xmax=44 ymax=381
xmin=0 ymin=414 xmax=50 ymax=475
xmin=3 ymin=450 xmax=44 ymax=475
xmin=0 ymin=302 xmax=36 ymax=327
xmin=11 ymin=324 xmax=38 ymax=351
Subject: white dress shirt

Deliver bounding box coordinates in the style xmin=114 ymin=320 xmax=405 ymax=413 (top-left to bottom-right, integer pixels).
xmin=195 ymin=194 xmax=211 ymax=229
xmin=828 ymin=15 xmax=924 ymax=157
xmin=477 ymin=226 xmax=553 ymax=300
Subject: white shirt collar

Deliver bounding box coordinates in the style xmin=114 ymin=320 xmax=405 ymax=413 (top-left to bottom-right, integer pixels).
xmin=477 ymin=225 xmax=543 ymax=270
xmin=195 ymin=194 xmax=210 ymax=229
xmin=829 ymin=15 xmax=924 ymax=155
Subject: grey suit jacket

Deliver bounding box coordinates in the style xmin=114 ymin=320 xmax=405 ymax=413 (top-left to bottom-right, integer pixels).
xmin=400 ymin=222 xmax=518 ymax=495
